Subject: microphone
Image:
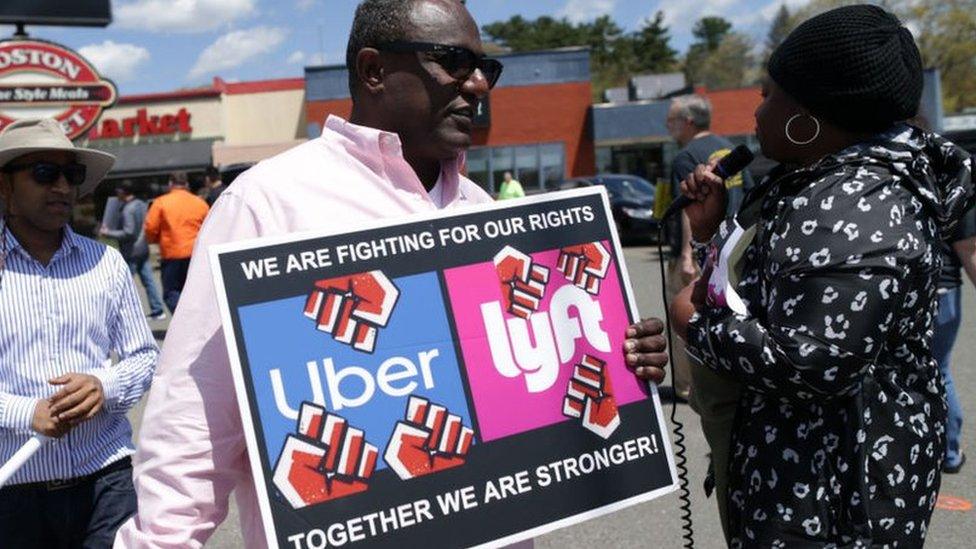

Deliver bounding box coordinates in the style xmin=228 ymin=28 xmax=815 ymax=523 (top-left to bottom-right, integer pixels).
xmin=662 ymin=144 xmax=754 ymax=219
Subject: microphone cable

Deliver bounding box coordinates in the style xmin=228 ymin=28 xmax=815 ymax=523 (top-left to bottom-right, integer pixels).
xmin=655 ymin=222 xmax=694 ymax=548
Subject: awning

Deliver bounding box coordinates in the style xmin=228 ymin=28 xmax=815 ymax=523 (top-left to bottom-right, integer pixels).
xmin=87 ymin=138 xmax=218 ymax=177
xmin=212 ymin=139 xmax=306 ymax=168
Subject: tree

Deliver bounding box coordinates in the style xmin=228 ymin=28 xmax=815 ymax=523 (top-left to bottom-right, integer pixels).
xmin=776 ymin=0 xmax=975 ymax=113
xmin=697 ymin=33 xmax=756 ymax=90
xmin=692 ymin=16 xmax=733 ymax=52
xmin=765 ymin=4 xmax=792 ymax=59
xmin=482 ymin=13 xmax=678 ymax=101
xmin=630 ymin=11 xmax=678 ymax=73
xmin=897 ymin=0 xmax=976 ymax=113
xmin=683 ymin=16 xmax=734 ymax=87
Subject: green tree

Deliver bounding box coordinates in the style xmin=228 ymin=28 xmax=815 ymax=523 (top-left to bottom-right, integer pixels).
xmin=697 ymin=33 xmax=756 ymax=89
xmin=482 ymin=13 xmax=677 ymax=101
xmin=692 ymin=16 xmax=733 ymax=52
xmin=765 ymin=4 xmax=792 ymax=59
xmin=683 ymin=16 xmax=734 ymax=87
xmin=896 ymin=0 xmax=976 ymax=113
xmin=777 ymin=0 xmax=975 ymax=113
xmin=631 ymin=11 xmax=678 ymax=73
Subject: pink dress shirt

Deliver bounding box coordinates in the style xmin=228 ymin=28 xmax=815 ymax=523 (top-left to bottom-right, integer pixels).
xmin=115 ymin=115 xmax=493 ymax=548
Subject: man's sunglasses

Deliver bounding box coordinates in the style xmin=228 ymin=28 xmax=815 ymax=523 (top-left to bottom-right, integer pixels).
xmin=377 ymin=41 xmax=503 ymax=89
xmin=2 ymin=161 xmax=87 ymax=187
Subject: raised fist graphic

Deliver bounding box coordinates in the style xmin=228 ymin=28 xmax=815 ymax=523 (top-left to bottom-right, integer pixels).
xmin=304 ymin=270 xmax=399 ymax=353
xmin=272 ymin=402 xmax=379 ymax=509
xmin=385 ymin=396 xmax=474 ymax=480
xmin=562 ymin=355 xmax=621 ymax=439
xmin=557 ymin=242 xmax=611 ymax=295
xmin=494 ymin=245 xmax=550 ymax=319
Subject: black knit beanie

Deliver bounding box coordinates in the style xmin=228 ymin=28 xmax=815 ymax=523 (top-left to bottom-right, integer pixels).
xmin=767 ymin=4 xmax=923 ymax=133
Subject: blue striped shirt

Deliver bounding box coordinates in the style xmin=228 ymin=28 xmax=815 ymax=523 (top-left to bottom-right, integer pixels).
xmin=0 ymin=222 xmax=158 ymax=484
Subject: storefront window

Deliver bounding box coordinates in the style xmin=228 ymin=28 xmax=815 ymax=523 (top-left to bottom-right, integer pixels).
xmin=515 ymin=145 xmax=539 ymax=189
xmin=466 ymin=148 xmax=490 ymax=192
xmin=491 ymin=147 xmax=514 ymax=193
xmin=540 ymin=143 xmax=565 ymax=190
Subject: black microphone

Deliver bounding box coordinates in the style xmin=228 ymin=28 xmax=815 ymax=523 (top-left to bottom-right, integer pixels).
xmin=662 ymin=144 xmax=755 ymax=219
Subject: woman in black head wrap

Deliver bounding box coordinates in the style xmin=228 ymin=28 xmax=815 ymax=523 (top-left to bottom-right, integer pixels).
xmin=670 ymin=4 xmax=974 ymax=546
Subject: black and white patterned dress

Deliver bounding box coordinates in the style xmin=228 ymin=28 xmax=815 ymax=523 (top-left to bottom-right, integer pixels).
xmin=686 ymin=125 xmax=974 ymax=547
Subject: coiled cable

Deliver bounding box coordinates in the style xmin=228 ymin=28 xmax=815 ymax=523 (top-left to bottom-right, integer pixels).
xmin=656 ymin=224 xmax=694 ymax=548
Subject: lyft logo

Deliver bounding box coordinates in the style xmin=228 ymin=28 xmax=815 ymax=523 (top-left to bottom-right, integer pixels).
xmin=481 ymin=283 xmax=610 ymax=393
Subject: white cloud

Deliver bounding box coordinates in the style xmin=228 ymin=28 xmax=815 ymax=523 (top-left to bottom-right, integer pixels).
xmin=559 ymin=0 xmax=617 ymax=24
xmin=115 ymin=0 xmax=257 ymax=33
xmin=78 ymin=40 xmax=151 ymax=82
xmin=189 ymin=26 xmax=287 ymax=79
xmin=286 ymin=50 xmax=330 ymax=66
xmin=296 ymin=0 xmax=317 ymax=11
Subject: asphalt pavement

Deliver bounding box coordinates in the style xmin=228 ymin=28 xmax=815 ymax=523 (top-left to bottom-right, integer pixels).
xmin=130 ymin=244 xmax=976 ymax=548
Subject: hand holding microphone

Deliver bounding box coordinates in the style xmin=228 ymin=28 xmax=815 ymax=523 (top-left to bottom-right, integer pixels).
xmin=664 ymin=145 xmax=754 ymax=242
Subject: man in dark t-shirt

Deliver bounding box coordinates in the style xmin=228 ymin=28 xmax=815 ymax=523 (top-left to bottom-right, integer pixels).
xmin=664 ymin=96 xmax=755 ymax=399
xmin=934 ymin=203 xmax=976 ymax=474
xmin=663 ymin=95 xmax=755 ymax=539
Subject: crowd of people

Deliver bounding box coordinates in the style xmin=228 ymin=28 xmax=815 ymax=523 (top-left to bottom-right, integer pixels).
xmin=0 ymin=1 xmax=973 ymax=548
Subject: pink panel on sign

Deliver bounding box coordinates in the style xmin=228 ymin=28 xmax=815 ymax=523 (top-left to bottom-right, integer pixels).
xmin=443 ymin=243 xmax=649 ymax=442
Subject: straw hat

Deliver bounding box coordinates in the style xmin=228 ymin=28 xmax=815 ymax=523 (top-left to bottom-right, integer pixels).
xmin=0 ymin=118 xmax=115 ymax=197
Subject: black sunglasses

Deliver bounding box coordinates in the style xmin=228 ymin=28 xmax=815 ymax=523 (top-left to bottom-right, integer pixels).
xmin=2 ymin=161 xmax=87 ymax=187
xmin=377 ymin=41 xmax=503 ymax=89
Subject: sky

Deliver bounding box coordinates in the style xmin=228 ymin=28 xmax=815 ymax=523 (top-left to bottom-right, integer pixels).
xmin=0 ymin=0 xmax=810 ymax=96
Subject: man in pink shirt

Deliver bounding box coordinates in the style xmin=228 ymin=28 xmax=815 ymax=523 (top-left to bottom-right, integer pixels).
xmin=117 ymin=1 xmax=669 ymax=546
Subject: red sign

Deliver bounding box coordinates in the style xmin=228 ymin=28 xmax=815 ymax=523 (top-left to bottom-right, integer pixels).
xmin=0 ymin=38 xmax=117 ymax=140
xmin=88 ymin=108 xmax=192 ymax=140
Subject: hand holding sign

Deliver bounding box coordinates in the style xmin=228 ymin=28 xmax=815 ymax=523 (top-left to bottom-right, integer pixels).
xmin=563 ymin=355 xmax=621 ymax=439
xmin=273 ymin=403 xmax=379 ymax=509
xmin=494 ymin=245 xmax=550 ymax=319
xmin=385 ymin=396 xmax=474 ymax=480
xmin=557 ymin=242 xmax=611 ymax=295
xmin=304 ymin=271 xmax=399 ymax=353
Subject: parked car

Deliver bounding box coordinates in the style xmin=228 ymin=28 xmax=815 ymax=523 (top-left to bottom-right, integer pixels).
xmin=551 ymin=174 xmax=657 ymax=240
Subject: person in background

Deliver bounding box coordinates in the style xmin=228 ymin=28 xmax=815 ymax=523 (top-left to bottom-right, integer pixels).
xmin=665 ymin=94 xmax=755 ymax=403
xmin=672 ymin=5 xmax=973 ymax=545
xmin=934 ymin=202 xmax=976 ymax=474
xmin=116 ymin=1 xmax=668 ymax=546
xmin=498 ymin=170 xmax=524 ymax=199
xmin=0 ymin=118 xmax=158 ymax=547
xmin=101 ymin=180 xmax=166 ymax=321
xmin=144 ymin=171 xmax=209 ymax=314
xmin=204 ymin=166 xmax=226 ymax=206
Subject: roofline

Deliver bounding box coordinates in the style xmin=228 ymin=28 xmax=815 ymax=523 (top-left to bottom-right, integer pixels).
xmin=118 ymin=88 xmax=220 ymax=105
xmin=116 ymin=76 xmax=306 ymax=105
xmin=305 ymin=45 xmax=592 ymax=74
xmin=217 ymin=76 xmax=305 ymax=94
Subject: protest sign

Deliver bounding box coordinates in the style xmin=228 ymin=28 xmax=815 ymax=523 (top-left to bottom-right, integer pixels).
xmin=210 ymin=188 xmax=678 ymax=548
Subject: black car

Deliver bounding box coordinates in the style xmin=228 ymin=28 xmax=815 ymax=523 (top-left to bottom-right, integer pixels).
xmin=552 ymin=174 xmax=657 ymax=240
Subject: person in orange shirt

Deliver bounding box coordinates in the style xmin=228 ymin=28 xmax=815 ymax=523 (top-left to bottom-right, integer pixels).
xmin=144 ymin=171 xmax=209 ymax=313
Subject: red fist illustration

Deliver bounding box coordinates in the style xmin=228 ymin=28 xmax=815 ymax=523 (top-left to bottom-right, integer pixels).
xmin=557 ymin=242 xmax=611 ymax=295
xmin=494 ymin=245 xmax=550 ymax=319
xmin=304 ymin=270 xmax=399 ymax=353
xmin=562 ymin=355 xmax=621 ymax=439
xmin=272 ymin=402 xmax=379 ymax=509
xmin=385 ymin=396 xmax=474 ymax=480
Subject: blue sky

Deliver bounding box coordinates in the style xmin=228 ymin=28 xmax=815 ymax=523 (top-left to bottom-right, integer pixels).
xmin=0 ymin=0 xmax=806 ymax=95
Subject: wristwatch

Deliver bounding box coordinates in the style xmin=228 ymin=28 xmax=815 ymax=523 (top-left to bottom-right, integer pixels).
xmin=690 ymin=238 xmax=711 ymax=270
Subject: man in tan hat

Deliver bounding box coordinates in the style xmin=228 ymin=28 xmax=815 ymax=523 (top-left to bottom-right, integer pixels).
xmin=0 ymin=118 xmax=158 ymax=546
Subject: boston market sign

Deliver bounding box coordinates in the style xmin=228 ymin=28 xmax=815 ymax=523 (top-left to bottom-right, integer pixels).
xmin=0 ymin=39 xmax=117 ymax=140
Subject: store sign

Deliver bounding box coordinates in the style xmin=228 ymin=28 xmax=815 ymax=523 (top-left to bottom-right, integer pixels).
xmin=0 ymin=38 xmax=117 ymax=139
xmin=88 ymin=107 xmax=193 ymax=139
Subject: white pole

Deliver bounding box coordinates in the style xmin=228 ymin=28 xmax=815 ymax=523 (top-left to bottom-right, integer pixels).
xmin=0 ymin=435 xmax=48 ymax=488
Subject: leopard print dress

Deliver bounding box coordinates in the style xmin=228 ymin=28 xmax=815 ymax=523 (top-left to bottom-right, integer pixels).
xmin=686 ymin=125 xmax=974 ymax=547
